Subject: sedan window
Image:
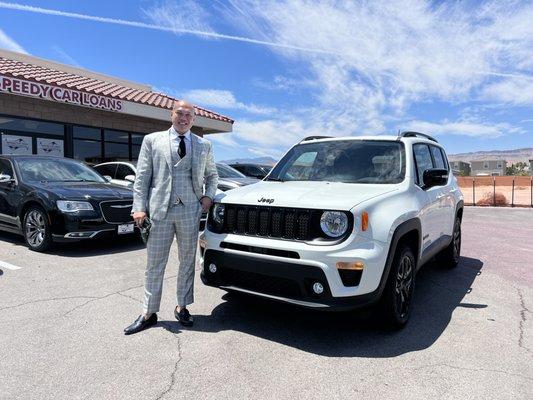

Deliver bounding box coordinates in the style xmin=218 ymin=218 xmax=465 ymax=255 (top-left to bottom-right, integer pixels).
xmin=17 ymin=158 xmax=106 ymax=183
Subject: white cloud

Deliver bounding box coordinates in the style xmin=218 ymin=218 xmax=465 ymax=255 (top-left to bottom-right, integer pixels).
xmin=482 ymin=79 xmax=533 ymax=105
xmin=0 ymin=28 xmax=27 ymax=54
xmin=404 ymin=120 xmax=524 ymax=139
xmin=142 ymin=0 xmax=214 ymax=36
xmin=182 ymin=89 xmax=276 ymax=115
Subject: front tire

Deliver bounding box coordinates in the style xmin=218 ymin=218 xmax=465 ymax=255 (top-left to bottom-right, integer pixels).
xmin=380 ymin=246 xmax=416 ymax=330
xmin=23 ymin=206 xmax=53 ymax=252
xmin=439 ymin=216 xmax=461 ymax=269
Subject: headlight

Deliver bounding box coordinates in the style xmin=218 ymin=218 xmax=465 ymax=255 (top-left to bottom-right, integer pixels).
xmin=320 ymin=211 xmax=348 ymax=238
xmin=212 ymin=203 xmax=225 ymax=225
xmin=57 ymin=200 xmax=94 ymax=213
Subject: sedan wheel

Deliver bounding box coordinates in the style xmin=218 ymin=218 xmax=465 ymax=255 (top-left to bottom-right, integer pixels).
xmin=23 ymin=207 xmax=53 ymax=252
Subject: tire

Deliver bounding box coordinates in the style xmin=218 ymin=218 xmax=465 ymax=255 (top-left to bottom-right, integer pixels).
xmin=380 ymin=245 xmax=416 ymax=330
xmin=438 ymin=216 xmax=461 ymax=269
xmin=23 ymin=206 xmax=53 ymax=252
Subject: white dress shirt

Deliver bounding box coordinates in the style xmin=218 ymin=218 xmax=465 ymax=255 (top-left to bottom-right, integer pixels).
xmin=169 ymin=126 xmax=192 ymax=159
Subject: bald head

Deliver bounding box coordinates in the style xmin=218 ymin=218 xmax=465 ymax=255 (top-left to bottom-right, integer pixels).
xmin=171 ymin=99 xmax=196 ymax=134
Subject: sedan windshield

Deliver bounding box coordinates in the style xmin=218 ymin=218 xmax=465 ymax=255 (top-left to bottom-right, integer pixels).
xmin=17 ymin=158 xmax=106 ymax=183
xmin=269 ymin=140 xmax=405 ymax=184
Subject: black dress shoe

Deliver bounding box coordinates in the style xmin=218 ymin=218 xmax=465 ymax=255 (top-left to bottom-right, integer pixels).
xmin=174 ymin=308 xmax=193 ymax=327
xmin=124 ymin=314 xmax=157 ymax=335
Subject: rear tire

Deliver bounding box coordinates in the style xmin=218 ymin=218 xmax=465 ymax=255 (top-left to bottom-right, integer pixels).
xmin=23 ymin=206 xmax=53 ymax=252
xmin=438 ymin=216 xmax=461 ymax=269
xmin=380 ymin=245 xmax=416 ymax=330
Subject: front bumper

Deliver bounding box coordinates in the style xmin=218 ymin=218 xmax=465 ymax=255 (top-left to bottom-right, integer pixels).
xmin=201 ymin=237 xmax=389 ymax=310
xmin=49 ymin=210 xmax=137 ymax=242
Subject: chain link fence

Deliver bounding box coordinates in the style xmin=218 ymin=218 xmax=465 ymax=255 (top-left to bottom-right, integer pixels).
xmin=456 ymin=176 xmax=533 ymax=207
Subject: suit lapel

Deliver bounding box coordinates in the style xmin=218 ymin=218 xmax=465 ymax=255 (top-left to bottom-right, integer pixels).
xmin=163 ymin=129 xmax=172 ymax=170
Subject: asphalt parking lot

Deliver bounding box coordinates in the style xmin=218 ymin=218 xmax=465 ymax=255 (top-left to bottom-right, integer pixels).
xmin=0 ymin=207 xmax=532 ymax=400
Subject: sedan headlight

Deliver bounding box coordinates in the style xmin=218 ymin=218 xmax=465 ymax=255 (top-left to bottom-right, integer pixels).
xmin=212 ymin=203 xmax=225 ymax=225
xmin=57 ymin=200 xmax=94 ymax=213
xmin=320 ymin=211 xmax=348 ymax=238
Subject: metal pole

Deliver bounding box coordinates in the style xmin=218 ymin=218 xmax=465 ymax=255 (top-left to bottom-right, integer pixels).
xmin=511 ymin=177 xmax=515 ymax=207
xmin=493 ymin=177 xmax=496 ymax=206
xmin=473 ymin=178 xmax=476 ymax=205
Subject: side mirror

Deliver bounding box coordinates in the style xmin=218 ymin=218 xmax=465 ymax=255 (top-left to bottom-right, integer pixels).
xmin=103 ymin=175 xmax=112 ymax=182
xmin=124 ymin=174 xmax=136 ymax=183
xmin=423 ymin=168 xmax=448 ymax=189
xmin=0 ymin=173 xmax=14 ymax=183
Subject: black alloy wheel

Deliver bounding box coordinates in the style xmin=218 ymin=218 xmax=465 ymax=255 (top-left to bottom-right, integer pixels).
xmin=23 ymin=206 xmax=53 ymax=252
xmin=381 ymin=246 xmax=416 ymax=329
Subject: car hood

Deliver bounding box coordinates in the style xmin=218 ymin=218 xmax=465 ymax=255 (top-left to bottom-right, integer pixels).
xmin=216 ymin=181 xmax=399 ymax=210
xmin=32 ymin=181 xmax=133 ymax=200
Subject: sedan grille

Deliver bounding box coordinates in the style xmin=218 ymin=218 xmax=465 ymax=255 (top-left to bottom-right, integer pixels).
xmin=99 ymin=200 xmax=134 ymax=224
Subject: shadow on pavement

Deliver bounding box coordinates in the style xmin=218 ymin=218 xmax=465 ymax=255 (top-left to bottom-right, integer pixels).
xmin=0 ymin=230 xmax=144 ymax=257
xmin=167 ymin=256 xmax=484 ymax=357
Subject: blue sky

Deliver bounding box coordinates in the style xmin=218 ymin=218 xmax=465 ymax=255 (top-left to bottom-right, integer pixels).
xmin=0 ymin=0 xmax=532 ymax=161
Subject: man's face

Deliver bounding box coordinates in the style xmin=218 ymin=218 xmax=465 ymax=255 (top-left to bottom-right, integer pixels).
xmin=171 ymin=103 xmax=195 ymax=134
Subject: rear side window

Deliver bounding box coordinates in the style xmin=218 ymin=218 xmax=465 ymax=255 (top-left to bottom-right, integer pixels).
xmin=430 ymin=146 xmax=446 ymax=169
xmin=413 ymin=144 xmax=433 ymax=186
xmin=94 ymin=164 xmax=117 ymax=178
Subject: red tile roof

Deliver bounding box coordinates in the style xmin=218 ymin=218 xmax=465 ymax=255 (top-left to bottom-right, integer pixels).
xmin=0 ymin=56 xmax=233 ymax=124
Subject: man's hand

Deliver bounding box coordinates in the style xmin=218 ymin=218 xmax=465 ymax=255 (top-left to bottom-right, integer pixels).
xmin=200 ymin=197 xmax=213 ymax=213
xmin=133 ymin=211 xmax=147 ymax=227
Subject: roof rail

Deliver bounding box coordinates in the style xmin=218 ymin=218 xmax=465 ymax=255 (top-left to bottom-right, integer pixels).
xmin=398 ymin=131 xmax=438 ymax=143
xmin=300 ymin=135 xmax=332 ymax=143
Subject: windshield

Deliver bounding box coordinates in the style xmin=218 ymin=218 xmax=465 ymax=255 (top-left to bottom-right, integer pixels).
xmin=269 ymin=140 xmax=405 ymax=184
xmin=217 ymin=164 xmax=247 ymax=178
xmin=17 ymin=158 xmax=107 ymax=183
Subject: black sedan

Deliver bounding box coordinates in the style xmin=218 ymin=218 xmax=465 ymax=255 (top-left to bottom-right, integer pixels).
xmin=0 ymin=155 xmax=136 ymax=252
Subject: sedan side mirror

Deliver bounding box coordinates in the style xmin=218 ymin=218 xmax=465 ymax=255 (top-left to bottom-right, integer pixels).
xmin=423 ymin=168 xmax=448 ymax=189
xmin=124 ymin=174 xmax=136 ymax=183
xmin=103 ymin=175 xmax=112 ymax=182
xmin=0 ymin=173 xmax=14 ymax=184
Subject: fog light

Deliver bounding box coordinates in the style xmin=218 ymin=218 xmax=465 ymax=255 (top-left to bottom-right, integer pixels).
xmin=312 ymin=282 xmax=324 ymax=294
xmin=208 ymin=263 xmax=217 ymax=273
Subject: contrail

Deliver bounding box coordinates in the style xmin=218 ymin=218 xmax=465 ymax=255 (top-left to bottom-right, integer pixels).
xmin=0 ymin=1 xmax=336 ymax=55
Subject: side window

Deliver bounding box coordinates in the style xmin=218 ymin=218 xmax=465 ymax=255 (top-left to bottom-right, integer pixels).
xmin=413 ymin=144 xmax=433 ymax=186
xmin=116 ymin=164 xmax=134 ymax=180
xmin=94 ymin=164 xmax=117 ymax=178
xmin=430 ymin=146 xmax=446 ymax=169
xmin=0 ymin=159 xmax=14 ymax=178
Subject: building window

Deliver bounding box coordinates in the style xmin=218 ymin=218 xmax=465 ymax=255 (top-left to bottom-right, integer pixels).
xmin=497 ymin=162 xmax=502 ymax=168
xmin=0 ymin=116 xmax=64 ymax=136
xmin=73 ymin=126 xmax=101 ymax=140
xmin=483 ymin=162 xmax=489 ymax=169
xmin=73 ymin=139 xmax=103 ymax=165
xmin=104 ymin=142 xmax=129 ymax=161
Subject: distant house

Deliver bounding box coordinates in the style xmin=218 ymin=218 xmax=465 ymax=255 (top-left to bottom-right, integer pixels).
xmin=449 ymin=160 xmax=471 ymax=176
xmin=470 ymin=160 xmax=506 ymax=176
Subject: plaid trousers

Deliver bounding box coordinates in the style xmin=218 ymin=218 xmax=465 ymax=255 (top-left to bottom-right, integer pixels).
xmin=143 ymin=201 xmax=202 ymax=314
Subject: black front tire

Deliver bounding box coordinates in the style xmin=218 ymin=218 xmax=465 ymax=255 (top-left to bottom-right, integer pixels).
xmin=380 ymin=246 xmax=416 ymax=330
xmin=23 ymin=206 xmax=53 ymax=252
xmin=439 ymin=216 xmax=461 ymax=269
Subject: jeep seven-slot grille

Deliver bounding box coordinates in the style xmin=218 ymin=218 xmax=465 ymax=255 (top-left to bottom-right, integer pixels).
xmin=222 ymin=205 xmax=315 ymax=240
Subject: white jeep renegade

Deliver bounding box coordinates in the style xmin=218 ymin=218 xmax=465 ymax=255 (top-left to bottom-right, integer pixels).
xmin=201 ymin=132 xmax=463 ymax=328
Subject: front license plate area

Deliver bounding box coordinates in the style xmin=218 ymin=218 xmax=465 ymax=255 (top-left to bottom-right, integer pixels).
xmin=118 ymin=223 xmax=135 ymax=235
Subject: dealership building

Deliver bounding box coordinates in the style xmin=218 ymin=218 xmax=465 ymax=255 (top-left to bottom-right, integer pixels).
xmin=0 ymin=49 xmax=233 ymax=163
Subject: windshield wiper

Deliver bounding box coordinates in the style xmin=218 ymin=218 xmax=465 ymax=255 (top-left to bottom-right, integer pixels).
xmin=264 ymin=176 xmax=284 ymax=182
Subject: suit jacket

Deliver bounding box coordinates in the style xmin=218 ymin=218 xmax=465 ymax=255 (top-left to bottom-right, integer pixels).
xmin=132 ymin=129 xmax=218 ymax=220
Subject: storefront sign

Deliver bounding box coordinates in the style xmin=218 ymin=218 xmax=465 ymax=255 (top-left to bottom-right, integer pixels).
xmin=0 ymin=75 xmax=123 ymax=112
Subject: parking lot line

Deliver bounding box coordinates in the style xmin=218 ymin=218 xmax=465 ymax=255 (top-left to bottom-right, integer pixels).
xmin=0 ymin=261 xmax=22 ymax=270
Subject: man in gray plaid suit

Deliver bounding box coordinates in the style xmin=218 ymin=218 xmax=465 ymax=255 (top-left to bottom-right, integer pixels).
xmin=124 ymin=100 xmax=218 ymax=335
